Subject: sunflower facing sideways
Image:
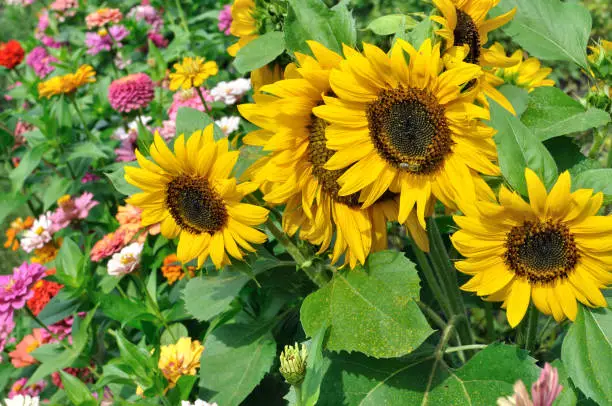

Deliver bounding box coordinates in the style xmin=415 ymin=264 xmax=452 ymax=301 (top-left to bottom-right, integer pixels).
xmin=239 ymin=41 xmax=429 ymax=268
xmin=227 ymin=0 xmax=258 ymax=57
xmin=124 ymin=125 xmax=269 ymax=269
xmin=431 ymin=0 xmax=518 ymax=113
xmin=312 ymin=39 xmax=499 ymax=231
xmin=452 ymin=169 xmax=612 ymax=327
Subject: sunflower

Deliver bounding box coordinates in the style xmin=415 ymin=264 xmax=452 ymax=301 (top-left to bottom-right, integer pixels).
xmin=169 ymin=57 xmax=219 ymax=91
xmin=38 ymin=65 xmax=96 ymax=98
xmin=239 ymin=41 xmax=429 ymax=268
xmin=124 ymin=124 xmax=269 ymax=269
xmin=487 ymin=43 xmax=555 ymax=92
xmin=452 ymin=169 xmax=612 ymax=327
xmin=431 ymin=0 xmax=518 ymax=113
xmin=227 ymin=0 xmax=258 ymax=57
xmin=312 ymin=39 xmax=499 ymax=231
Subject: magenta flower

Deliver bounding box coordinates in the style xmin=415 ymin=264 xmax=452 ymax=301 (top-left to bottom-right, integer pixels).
xmin=147 ymin=31 xmax=168 ymax=49
xmin=50 ymin=192 xmax=99 ymax=231
xmin=85 ymin=25 xmax=129 ymax=55
xmin=42 ymin=36 xmax=66 ymax=49
xmin=26 ymin=46 xmax=58 ymax=77
xmin=0 ymin=262 xmax=46 ymax=321
xmin=8 ymin=377 xmax=46 ymax=399
xmin=497 ymin=363 xmax=563 ymax=406
xmin=167 ymin=87 xmax=213 ymax=121
xmin=108 ymin=73 xmax=155 ymax=113
xmin=0 ymin=313 xmax=15 ymax=358
xmin=218 ymin=5 xmax=232 ymax=35
xmin=128 ymin=4 xmax=163 ymax=31
xmin=155 ymin=120 xmax=176 ymax=141
xmin=81 ymin=172 xmax=100 ymax=184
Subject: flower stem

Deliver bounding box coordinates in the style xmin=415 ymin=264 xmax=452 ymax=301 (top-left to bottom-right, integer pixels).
xmin=194 ymin=86 xmax=211 ymax=114
xmin=131 ymin=273 xmax=178 ymax=342
xmin=517 ymin=304 xmax=539 ymax=352
xmin=69 ymin=96 xmax=95 ymax=141
xmin=413 ymin=243 xmax=453 ymax=318
xmin=173 ymin=0 xmax=190 ymax=34
xmin=444 ymin=344 xmax=487 ymax=354
xmin=484 ymin=301 xmax=496 ymax=342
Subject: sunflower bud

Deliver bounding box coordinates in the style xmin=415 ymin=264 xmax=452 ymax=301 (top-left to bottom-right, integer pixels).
xmin=279 ymin=343 xmax=307 ymax=385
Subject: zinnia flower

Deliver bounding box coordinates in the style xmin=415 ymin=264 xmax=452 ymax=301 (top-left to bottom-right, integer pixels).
xmin=38 ymin=65 xmax=96 ymax=98
xmin=20 ymin=213 xmax=53 ymax=253
xmin=215 ymin=116 xmax=240 ymax=136
xmin=8 ymin=378 xmax=46 ymax=399
xmin=452 ymin=169 xmax=612 ymax=326
xmin=113 ymin=118 xmax=152 ymax=162
xmin=0 ymin=315 xmax=15 ymax=358
xmin=107 ymin=242 xmax=143 ymax=276
xmin=25 ymin=47 xmax=57 ymax=78
xmin=85 ymin=25 xmax=130 ymax=55
xmin=155 ymin=120 xmax=177 ymax=141
xmin=147 ymin=31 xmax=168 ymax=48
xmin=109 ymin=73 xmax=155 ymax=113
xmin=227 ymin=0 xmax=257 ymax=56
xmin=50 ymin=193 xmax=98 ymax=230
xmin=487 ymin=43 xmax=555 ymax=92
xmin=497 ymin=363 xmax=562 ymax=406
xmin=128 ymin=4 xmax=163 ymax=31
xmin=169 ymin=57 xmax=219 ymax=91
xmin=0 ymin=40 xmax=25 ymax=70
xmin=312 ymin=39 xmax=499 ymax=229
xmin=161 ymin=254 xmax=195 ymax=285
xmin=9 ymin=328 xmax=45 ymax=368
xmin=124 ymin=125 xmax=269 ymax=268
xmin=218 ymin=5 xmax=232 ymax=35
xmin=90 ymin=230 xmax=127 ymax=262
xmin=158 ymin=337 xmax=204 ymax=388
xmin=31 ymin=240 xmax=61 ymax=264
xmin=27 ymin=279 xmax=63 ymax=316
xmin=85 ymin=8 xmax=123 ymax=29
xmin=81 ymin=173 xmax=100 ymax=184
xmin=3 ymin=395 xmax=40 ymax=406
xmin=0 ymin=262 xmax=47 ymax=322
xmin=4 ymin=217 xmax=34 ymax=251
xmin=51 ymin=365 xmax=93 ymax=389
xmin=210 ymin=78 xmax=251 ymax=105
xmin=168 ymin=88 xmax=213 ymax=121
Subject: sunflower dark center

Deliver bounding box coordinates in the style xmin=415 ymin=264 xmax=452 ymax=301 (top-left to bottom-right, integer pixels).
xmin=166 ymin=175 xmax=228 ymax=234
xmin=307 ymin=117 xmax=360 ymax=207
xmin=366 ymin=87 xmax=453 ymax=174
xmin=454 ymin=9 xmax=480 ymax=65
xmin=504 ymin=220 xmax=579 ymax=284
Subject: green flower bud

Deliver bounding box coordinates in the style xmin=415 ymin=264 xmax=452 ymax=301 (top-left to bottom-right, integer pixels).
xmin=279 ymin=342 xmax=307 ymax=385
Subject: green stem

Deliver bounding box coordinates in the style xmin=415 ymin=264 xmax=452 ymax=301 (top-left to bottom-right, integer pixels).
xmin=194 ymin=87 xmax=211 ymax=114
xmin=245 ymin=195 xmax=329 ymax=287
xmin=131 ymin=274 xmax=178 ymax=342
xmin=26 ymin=307 xmax=71 ymax=351
xmin=588 ymin=128 xmax=605 ymax=159
xmin=413 ymin=243 xmax=453 ymax=318
xmin=484 ymin=302 xmax=496 ymax=342
xmin=444 ymin=344 xmax=487 ymax=354
xmin=524 ymin=305 xmax=539 ymax=352
xmin=173 ymin=0 xmax=190 ymax=33
xmin=294 ymin=385 xmax=302 ymax=406
xmin=70 ymin=97 xmax=95 ymax=141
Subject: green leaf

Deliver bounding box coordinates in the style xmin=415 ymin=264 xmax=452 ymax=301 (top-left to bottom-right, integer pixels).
xmin=97 ymin=293 xmax=153 ymax=326
xmin=300 ymin=326 xmax=330 ymax=406
xmin=183 ymin=263 xmax=257 ymax=322
xmin=105 ymin=162 xmax=140 ymax=196
xmin=0 ymin=193 xmax=28 ymax=224
xmin=561 ymin=303 xmax=612 ymax=405
xmin=55 ymin=237 xmax=84 ymax=288
xmin=521 ymin=87 xmax=610 ymax=140
xmin=544 ymin=137 xmax=586 ymax=173
xmin=60 ymin=370 xmax=98 ymax=406
xmin=499 ymin=84 xmax=529 ymax=116
xmin=174 ymin=107 xmax=225 ymax=140
xmin=318 ymin=344 xmax=539 ymax=405
xmin=489 ymin=99 xmax=558 ymax=195
xmin=572 ymin=169 xmax=612 ymax=198
xmin=68 ymin=142 xmax=109 ymax=161
xmin=233 ymin=145 xmax=265 ymax=180
xmin=285 ymin=0 xmax=354 ymax=55
xmin=37 ymin=289 xmax=80 ymax=326
xmin=233 ymin=32 xmax=286 ymax=74
xmin=43 ymin=177 xmax=72 ymax=211
xmin=366 ymin=14 xmax=417 ymax=36
xmin=160 ymin=323 xmax=189 ymax=346
xmin=10 ymin=144 xmax=46 ymax=192
xmin=396 ymin=15 xmax=433 ymax=48
xmin=498 ymin=0 xmax=591 ymax=70
xmin=114 ymin=330 xmax=155 ymax=380
xmin=199 ymin=323 xmax=276 ymax=406
xmin=301 ymin=251 xmax=433 ymax=358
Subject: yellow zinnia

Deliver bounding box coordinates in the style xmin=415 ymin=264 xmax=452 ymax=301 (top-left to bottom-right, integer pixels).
xmin=124 ymin=124 xmax=269 ymax=269
xmin=312 ymin=39 xmax=499 ymax=230
xmin=227 ymin=0 xmax=258 ymax=57
xmin=38 ymin=65 xmax=96 ymax=98
xmin=239 ymin=41 xmax=429 ymax=268
xmin=487 ymin=43 xmax=555 ymax=92
xmin=169 ymin=56 xmax=219 ymax=91
xmin=158 ymin=337 xmax=204 ymax=388
xmin=431 ymin=0 xmax=518 ymax=113
xmin=452 ymin=168 xmax=612 ymax=327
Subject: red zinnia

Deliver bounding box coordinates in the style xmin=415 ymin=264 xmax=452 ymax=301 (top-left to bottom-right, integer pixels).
xmin=0 ymin=40 xmax=25 ymax=70
xmin=27 ymin=279 xmax=63 ymax=316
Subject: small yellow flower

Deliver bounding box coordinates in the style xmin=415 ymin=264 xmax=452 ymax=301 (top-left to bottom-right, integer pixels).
xmin=488 ymin=43 xmax=554 ymax=92
xmin=38 ymin=65 xmax=96 ymax=98
xmin=31 ymin=239 xmax=62 ymax=264
xmin=169 ymin=57 xmax=218 ymax=91
xmin=158 ymin=337 xmax=204 ymax=388
xmin=588 ymin=39 xmax=612 ymax=64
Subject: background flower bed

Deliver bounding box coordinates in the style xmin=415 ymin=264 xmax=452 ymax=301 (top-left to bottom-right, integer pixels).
xmin=0 ymin=0 xmax=610 ymax=405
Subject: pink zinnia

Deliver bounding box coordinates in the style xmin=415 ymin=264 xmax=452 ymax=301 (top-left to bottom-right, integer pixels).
xmin=108 ymin=73 xmax=155 ymax=113
xmin=155 ymin=120 xmax=176 ymax=141
xmin=8 ymin=377 xmax=46 ymax=399
xmin=26 ymin=46 xmax=57 ymax=77
xmin=497 ymin=363 xmax=563 ymax=406
xmin=90 ymin=230 xmax=127 ymax=262
xmin=218 ymin=5 xmax=232 ymax=35
xmin=50 ymin=192 xmax=99 ymax=231
xmin=0 ymin=314 xmax=14 ymax=358
xmin=85 ymin=25 xmax=129 ymax=55
xmin=50 ymin=0 xmax=77 ymax=12
xmin=52 ymin=365 xmax=94 ymax=389
xmin=35 ymin=10 xmax=49 ymax=39
xmin=81 ymin=172 xmax=100 ymax=184
xmin=85 ymin=8 xmax=123 ymax=29
xmin=128 ymin=4 xmax=163 ymax=31
xmin=0 ymin=262 xmax=46 ymax=322
xmin=147 ymin=31 xmax=168 ymax=49
xmin=167 ymin=87 xmax=213 ymax=121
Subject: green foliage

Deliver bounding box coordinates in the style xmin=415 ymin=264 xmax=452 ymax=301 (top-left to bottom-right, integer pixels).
xmin=561 ymin=303 xmax=612 ymax=405
xmin=521 ymin=87 xmax=610 ymax=140
xmin=366 ymin=15 xmax=417 ymax=36
xmin=234 ymin=32 xmax=286 ymax=73
xmin=498 ymin=0 xmax=592 ymax=70
xmin=572 ymin=169 xmax=612 ymax=198
xmin=175 ymin=107 xmax=225 ymax=140
xmin=42 ymin=177 xmax=72 ymax=211
xmin=489 ymin=99 xmax=558 ymax=195
xmin=9 ymin=144 xmax=47 ymax=192
xmin=105 ymin=162 xmax=141 ymax=196
xmin=60 ymin=371 xmax=98 ymax=406
xmin=301 ymin=251 xmax=433 ymax=358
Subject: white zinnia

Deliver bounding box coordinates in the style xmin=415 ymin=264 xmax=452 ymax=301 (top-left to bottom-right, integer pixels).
xmin=4 ymin=395 xmax=40 ymax=406
xmin=20 ymin=212 xmax=53 ymax=253
xmin=215 ymin=116 xmax=241 ymax=136
xmin=210 ymin=78 xmax=251 ymax=105
xmin=113 ymin=117 xmax=151 ymax=141
xmin=107 ymin=242 xmax=143 ymax=276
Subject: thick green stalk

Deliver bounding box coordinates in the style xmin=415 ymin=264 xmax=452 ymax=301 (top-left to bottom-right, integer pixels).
xmin=70 ymin=97 xmax=95 ymax=141
xmin=517 ymin=305 xmax=539 ymax=352
xmin=413 ymin=244 xmax=453 ymax=318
